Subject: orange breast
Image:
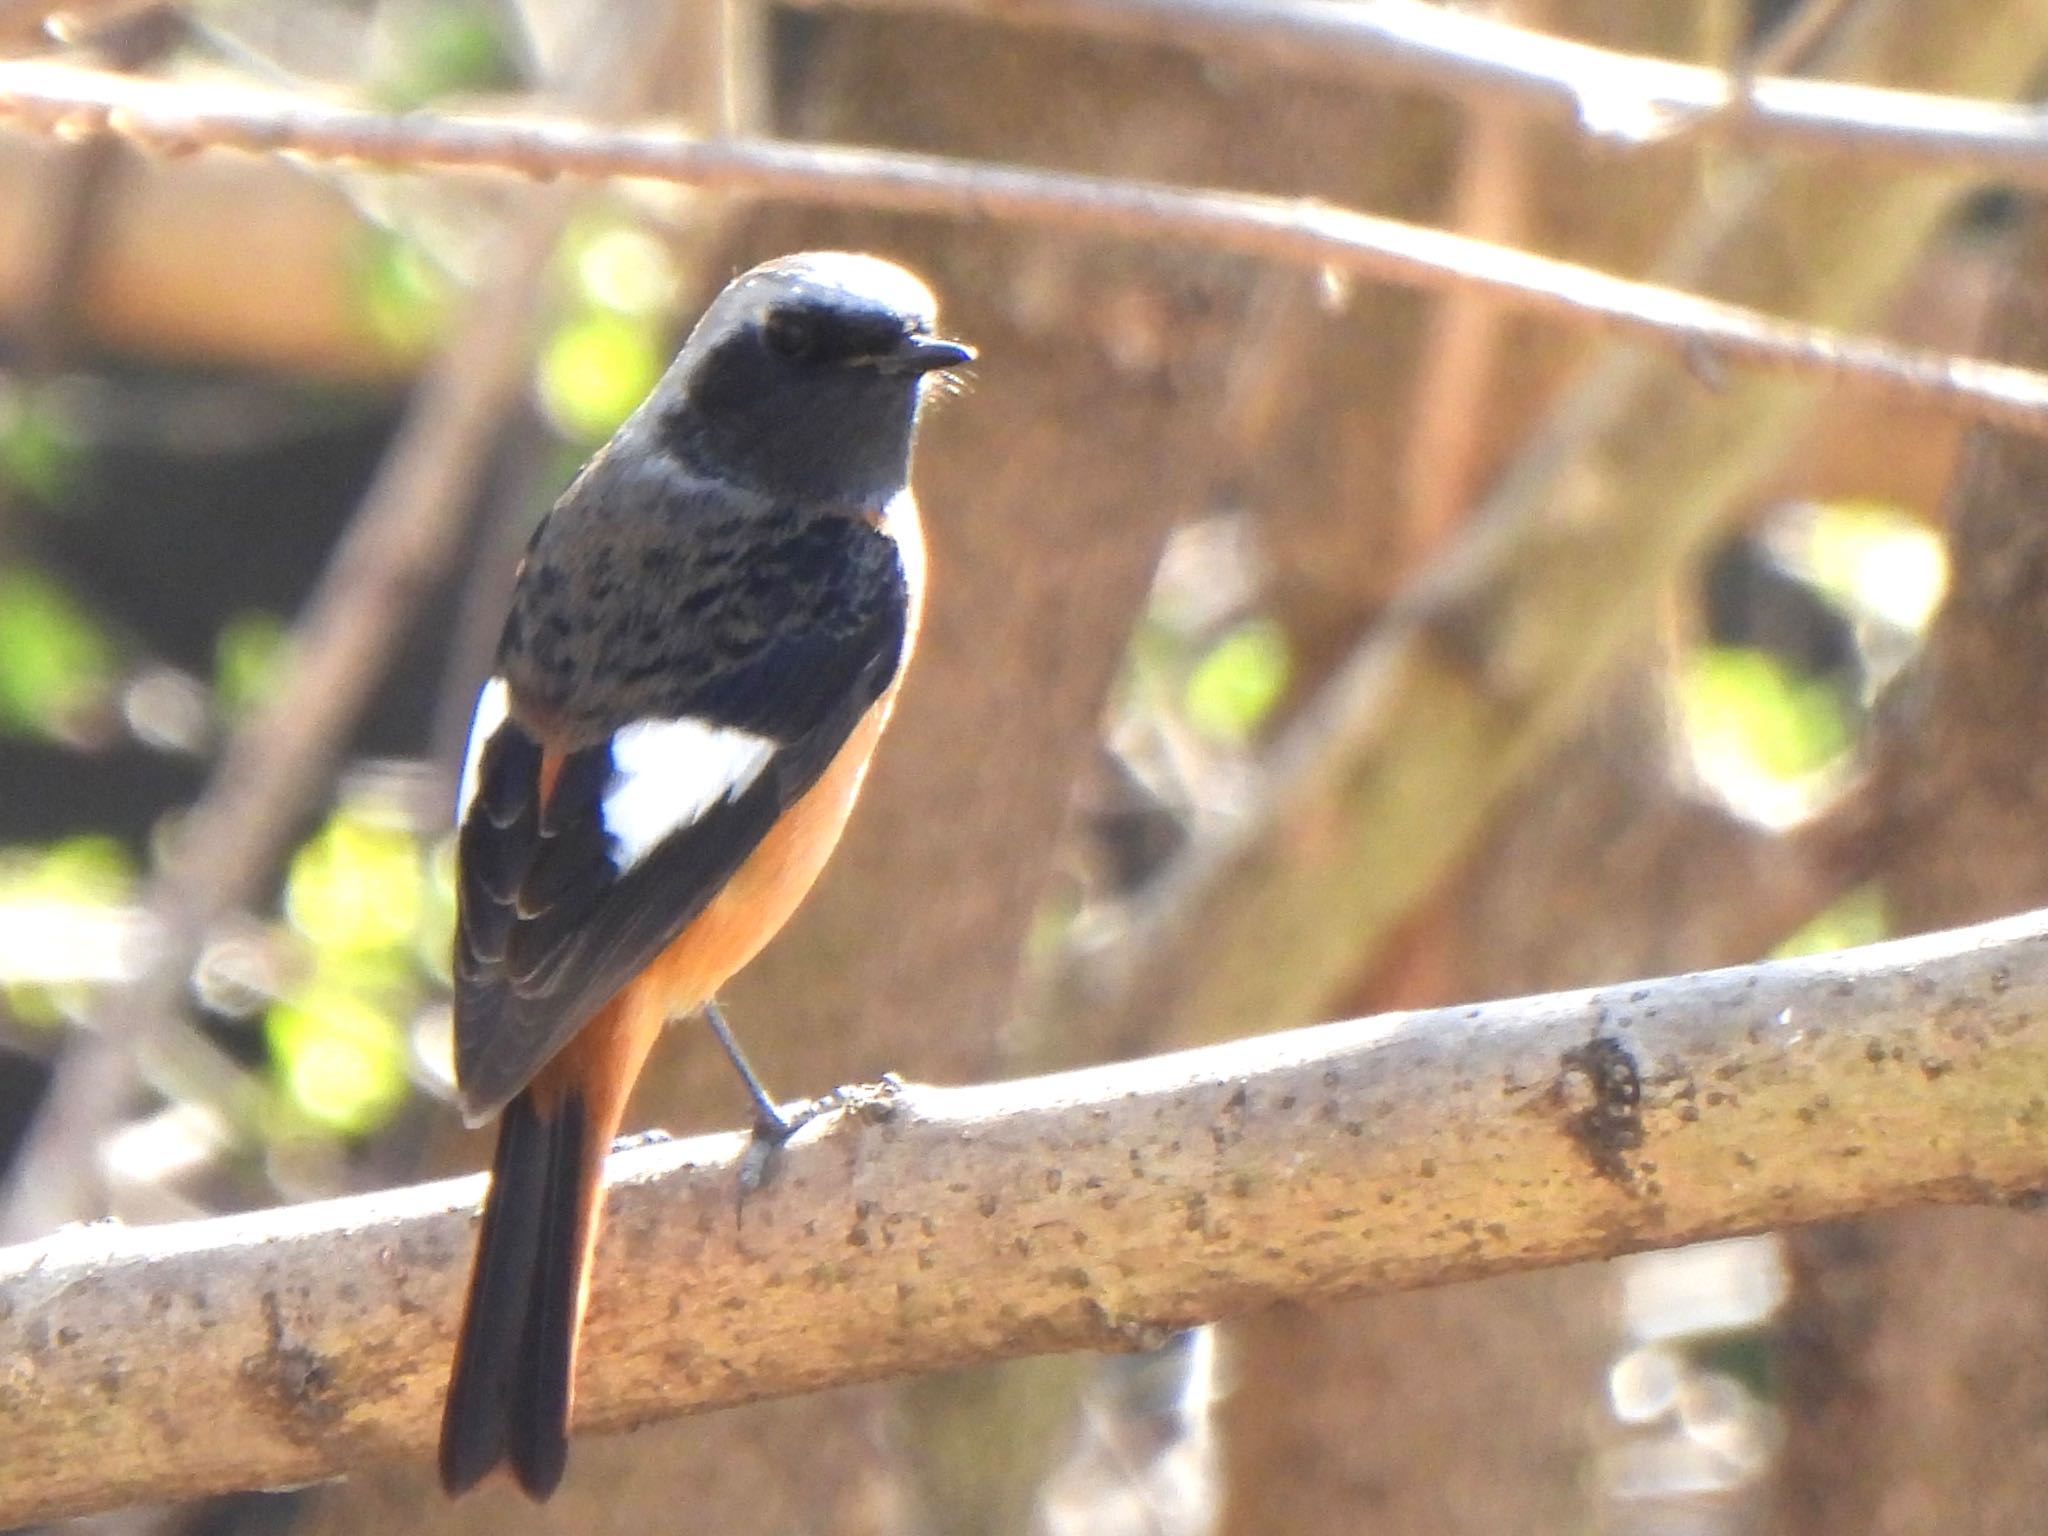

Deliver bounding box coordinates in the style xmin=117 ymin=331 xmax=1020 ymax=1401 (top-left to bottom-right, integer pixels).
xmin=640 ymin=690 xmax=896 ymax=1012
xmin=532 ymin=688 xmax=900 ymax=1121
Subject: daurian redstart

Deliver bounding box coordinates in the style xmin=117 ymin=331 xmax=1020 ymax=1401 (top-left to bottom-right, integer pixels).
xmin=438 ymin=252 xmax=970 ymax=1499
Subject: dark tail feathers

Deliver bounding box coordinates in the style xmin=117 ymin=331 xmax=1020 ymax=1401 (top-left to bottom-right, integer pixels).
xmin=439 ymin=1089 xmax=592 ymax=1500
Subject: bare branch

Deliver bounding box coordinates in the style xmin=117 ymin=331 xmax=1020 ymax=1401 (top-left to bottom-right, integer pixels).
xmin=3 ymin=65 xmax=2048 ymax=437
xmin=793 ymin=0 xmax=2048 ymax=188
xmin=5 ymin=910 xmax=2048 ymax=1524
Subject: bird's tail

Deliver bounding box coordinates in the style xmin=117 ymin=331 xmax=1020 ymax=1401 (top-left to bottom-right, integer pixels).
xmin=438 ymin=1080 xmax=601 ymax=1500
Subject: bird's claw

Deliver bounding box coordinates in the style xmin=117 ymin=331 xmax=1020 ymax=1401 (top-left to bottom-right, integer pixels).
xmin=733 ymin=1075 xmax=906 ymax=1195
xmin=737 ymin=1096 xmax=826 ymax=1194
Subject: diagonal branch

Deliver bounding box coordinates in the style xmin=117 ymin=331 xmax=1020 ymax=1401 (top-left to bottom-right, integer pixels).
xmin=0 ymin=0 xmax=696 ymax=1241
xmin=6 ymin=909 xmax=2048 ymax=1526
xmin=1051 ymin=0 xmax=2048 ymax=1059
xmin=0 ymin=198 xmax=560 ymax=1242
xmin=3 ymin=65 xmax=2048 ymax=436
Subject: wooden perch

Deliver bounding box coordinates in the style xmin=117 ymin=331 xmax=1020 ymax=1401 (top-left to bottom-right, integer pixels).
xmin=8 ymin=911 xmax=2048 ymax=1524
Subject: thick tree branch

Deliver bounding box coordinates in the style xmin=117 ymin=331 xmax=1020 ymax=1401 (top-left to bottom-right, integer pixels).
xmin=8 ymin=911 xmax=2048 ymax=1525
xmin=4 ymin=66 xmax=2048 ymax=437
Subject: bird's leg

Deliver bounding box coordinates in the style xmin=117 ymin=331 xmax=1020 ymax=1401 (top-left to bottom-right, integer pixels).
xmin=708 ymin=999 xmax=811 ymax=1204
xmin=702 ymin=997 xmax=802 ymax=1138
xmin=701 ymin=998 xmax=835 ymax=1193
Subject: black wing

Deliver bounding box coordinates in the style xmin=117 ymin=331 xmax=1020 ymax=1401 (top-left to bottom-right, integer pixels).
xmin=452 ymin=506 xmax=908 ymax=1121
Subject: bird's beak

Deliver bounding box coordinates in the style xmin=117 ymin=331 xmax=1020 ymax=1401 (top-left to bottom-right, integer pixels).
xmin=867 ymin=334 xmax=976 ymax=375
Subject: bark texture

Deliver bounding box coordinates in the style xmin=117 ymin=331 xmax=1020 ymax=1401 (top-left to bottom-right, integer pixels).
xmin=8 ymin=907 xmax=2048 ymax=1528
xmin=1770 ymin=195 xmax=2048 ymax=1536
xmin=1214 ymin=7 xmax=1730 ymax=1533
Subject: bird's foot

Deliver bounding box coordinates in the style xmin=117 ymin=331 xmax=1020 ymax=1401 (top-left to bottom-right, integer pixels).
xmin=737 ymin=1097 xmax=824 ymax=1194
xmin=735 ymin=1075 xmax=906 ymax=1193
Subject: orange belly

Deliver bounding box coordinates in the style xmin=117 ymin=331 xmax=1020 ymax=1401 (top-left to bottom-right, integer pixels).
xmin=652 ymin=693 xmax=891 ymax=1006
xmin=532 ymin=687 xmax=900 ymax=1123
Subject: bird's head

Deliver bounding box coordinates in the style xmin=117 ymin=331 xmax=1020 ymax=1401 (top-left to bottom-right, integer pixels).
xmin=649 ymin=251 xmax=973 ymax=504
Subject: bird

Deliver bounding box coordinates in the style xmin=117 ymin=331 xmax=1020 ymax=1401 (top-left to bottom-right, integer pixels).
xmin=437 ymin=251 xmax=971 ymax=1500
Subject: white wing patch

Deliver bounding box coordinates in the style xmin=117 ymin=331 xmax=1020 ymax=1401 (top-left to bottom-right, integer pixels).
xmin=455 ymin=677 xmax=511 ymax=823
xmin=603 ymin=717 xmax=779 ymax=871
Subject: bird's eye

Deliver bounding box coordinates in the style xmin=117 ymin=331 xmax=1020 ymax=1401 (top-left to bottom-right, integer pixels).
xmin=763 ymin=307 xmax=819 ymax=361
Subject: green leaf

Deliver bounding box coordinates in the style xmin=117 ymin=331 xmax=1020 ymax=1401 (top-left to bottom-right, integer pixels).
xmin=1774 ymin=884 xmax=1886 ymax=959
xmin=349 ymin=229 xmax=454 ymax=361
xmin=213 ymin=611 xmax=289 ymax=718
xmin=1798 ymin=500 xmax=1946 ymax=634
xmin=1184 ymin=619 xmax=1291 ymax=743
xmin=265 ymin=980 xmax=410 ymax=1136
xmin=0 ymin=569 xmax=116 ymax=736
xmin=0 ymin=387 xmax=81 ymax=502
xmin=1679 ymin=646 xmax=1852 ymax=786
xmin=537 ymin=312 xmax=665 ymax=445
xmin=284 ymin=811 xmax=425 ymax=955
xmin=373 ymin=0 xmax=521 ymax=110
xmin=0 ymin=837 xmax=136 ymax=1026
xmin=0 ymin=833 xmax=134 ymax=903
xmin=572 ymin=224 xmax=681 ymax=317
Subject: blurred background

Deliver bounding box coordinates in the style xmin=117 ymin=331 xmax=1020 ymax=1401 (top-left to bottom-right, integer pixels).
xmin=4 ymin=0 xmax=2048 ymax=1531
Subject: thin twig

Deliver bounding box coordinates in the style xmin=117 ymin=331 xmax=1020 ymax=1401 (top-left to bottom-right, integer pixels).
xmin=790 ymin=0 xmax=2048 ymax=183
xmin=1749 ymin=0 xmax=1861 ymax=75
xmin=0 ymin=66 xmax=2045 ymax=438
xmin=7 ymin=908 xmax=2048 ymax=1525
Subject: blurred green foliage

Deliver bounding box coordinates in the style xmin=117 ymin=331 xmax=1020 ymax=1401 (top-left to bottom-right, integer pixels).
xmin=285 ymin=814 xmax=424 ymax=953
xmin=0 ymin=835 xmax=135 ymax=1028
xmin=266 ymin=973 xmax=411 ymax=1135
xmin=0 ymin=569 xmax=117 ymax=737
xmin=0 ymin=385 xmax=83 ymax=504
xmin=538 ymin=312 xmax=665 ymax=444
xmin=574 ymin=225 xmax=682 ymax=317
xmin=1184 ymin=618 xmax=1292 ymax=744
xmin=1796 ymin=499 xmax=1946 ymax=636
xmin=213 ymin=610 xmax=289 ymax=718
xmin=0 ymin=833 xmax=134 ymax=904
xmin=1773 ymin=884 xmax=1887 ymax=959
xmin=536 ymin=218 xmax=682 ymax=444
xmin=1679 ymin=646 xmax=1852 ymax=785
xmin=372 ymin=0 xmax=523 ymax=110
xmin=270 ymin=799 xmax=441 ymax=1136
xmin=350 ymin=228 xmax=456 ymax=361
